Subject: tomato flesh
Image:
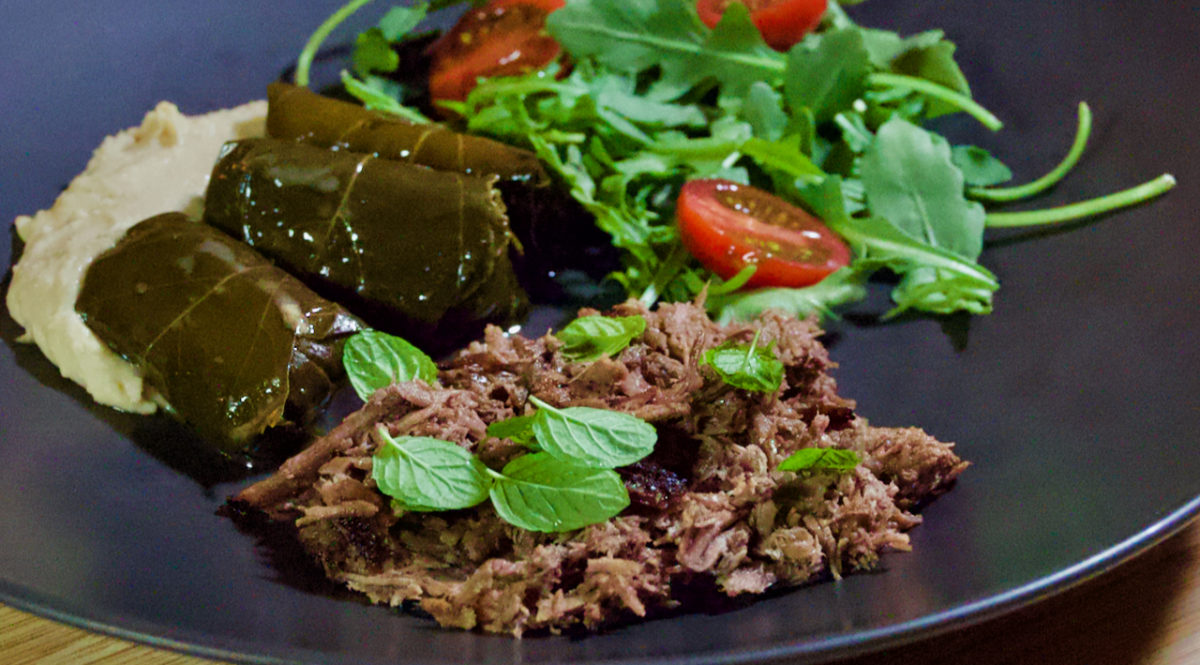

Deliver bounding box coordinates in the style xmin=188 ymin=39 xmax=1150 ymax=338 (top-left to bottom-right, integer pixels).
xmin=428 ymin=0 xmax=564 ymax=103
xmin=696 ymin=0 xmax=827 ymax=51
xmin=676 ymin=179 xmax=851 ymax=289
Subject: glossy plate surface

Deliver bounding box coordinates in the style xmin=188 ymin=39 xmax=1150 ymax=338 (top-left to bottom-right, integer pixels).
xmin=2 ymin=2 xmax=1199 ymax=664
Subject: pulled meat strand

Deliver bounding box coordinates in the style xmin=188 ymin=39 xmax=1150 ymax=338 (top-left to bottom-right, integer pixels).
xmin=230 ymin=300 xmax=968 ymax=636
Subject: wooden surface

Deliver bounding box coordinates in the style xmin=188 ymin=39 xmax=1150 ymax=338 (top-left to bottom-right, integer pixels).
xmin=2 ymin=520 xmax=1197 ymax=665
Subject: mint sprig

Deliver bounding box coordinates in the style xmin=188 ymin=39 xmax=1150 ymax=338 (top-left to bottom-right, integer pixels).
xmin=557 ymin=314 xmax=646 ymax=362
xmin=528 ymin=395 xmax=657 ymax=468
xmin=700 ymin=330 xmax=785 ymax=393
xmin=373 ymin=396 xmax=656 ymax=532
xmin=372 ymin=429 xmax=492 ymax=511
xmin=488 ymin=453 xmax=630 ymax=533
xmin=342 ymin=330 xmax=439 ymax=400
xmin=777 ymin=447 xmax=861 ymax=473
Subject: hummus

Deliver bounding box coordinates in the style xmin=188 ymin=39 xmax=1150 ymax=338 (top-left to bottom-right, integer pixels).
xmin=7 ymin=100 xmax=266 ymax=413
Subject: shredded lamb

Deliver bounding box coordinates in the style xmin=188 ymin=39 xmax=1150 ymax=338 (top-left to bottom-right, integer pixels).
xmin=229 ymin=300 xmax=968 ymax=636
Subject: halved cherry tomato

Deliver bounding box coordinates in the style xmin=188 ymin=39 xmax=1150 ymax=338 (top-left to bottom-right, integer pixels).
xmin=696 ymin=0 xmax=827 ymax=51
xmin=676 ymin=179 xmax=851 ymax=289
xmin=428 ymin=0 xmax=565 ymax=103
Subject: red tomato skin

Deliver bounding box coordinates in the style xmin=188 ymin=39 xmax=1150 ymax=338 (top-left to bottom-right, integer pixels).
xmin=696 ymin=0 xmax=827 ymax=51
xmin=676 ymin=179 xmax=851 ymax=289
xmin=428 ymin=0 xmax=564 ymax=103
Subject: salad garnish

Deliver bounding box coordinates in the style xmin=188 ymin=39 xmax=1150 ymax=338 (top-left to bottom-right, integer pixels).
xmin=298 ymin=0 xmax=1175 ymax=323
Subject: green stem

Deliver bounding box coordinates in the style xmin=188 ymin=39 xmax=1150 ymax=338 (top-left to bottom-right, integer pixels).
xmin=639 ymin=243 xmax=691 ymax=307
xmin=867 ymin=72 xmax=1003 ymax=131
xmin=985 ymin=174 xmax=1176 ymax=228
xmin=295 ymin=0 xmax=377 ymax=88
xmin=707 ymin=264 xmax=758 ymax=296
xmin=971 ymin=103 xmax=1092 ymax=203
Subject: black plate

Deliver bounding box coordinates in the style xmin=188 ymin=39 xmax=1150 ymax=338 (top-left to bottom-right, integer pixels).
xmin=2 ymin=2 xmax=1199 ymax=664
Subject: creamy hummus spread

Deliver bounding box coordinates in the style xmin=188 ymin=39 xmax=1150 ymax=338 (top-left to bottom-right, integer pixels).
xmin=7 ymin=100 xmax=266 ymax=412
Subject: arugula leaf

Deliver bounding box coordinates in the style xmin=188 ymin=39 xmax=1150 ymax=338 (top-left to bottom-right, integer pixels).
xmin=794 ymin=176 xmax=997 ymax=317
xmin=486 ymin=414 xmax=537 ymax=445
xmin=889 ymin=39 xmax=971 ymax=118
xmin=547 ymin=0 xmax=784 ymax=100
xmin=343 ymin=330 xmax=439 ymax=400
xmin=489 ymin=452 xmax=630 ymax=532
xmin=557 ymin=314 xmax=647 ymax=362
xmin=700 ymin=331 xmax=785 ymax=392
xmin=952 ymin=145 xmax=1014 ymax=187
xmin=861 ymin=117 xmax=986 ymax=260
xmin=777 ymin=447 xmax=861 ymax=472
xmin=352 ymin=28 xmax=399 ymax=76
xmin=377 ymin=3 xmax=428 ymax=40
xmin=741 ymin=82 xmax=789 ymax=142
xmin=783 ymin=27 xmax=873 ymax=124
xmin=528 ymin=395 xmax=656 ymax=468
xmin=371 ymin=428 xmax=492 ymax=510
xmin=708 ymin=267 xmax=869 ymax=324
xmin=858 ymin=28 xmax=945 ymax=69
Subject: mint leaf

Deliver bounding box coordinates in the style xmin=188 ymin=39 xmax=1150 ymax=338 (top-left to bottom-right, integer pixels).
xmin=557 ymin=314 xmax=646 ymax=362
xmin=528 ymin=395 xmax=656 ymax=468
xmin=861 ymin=117 xmax=986 ymax=260
xmin=778 ymin=447 xmax=861 ymax=472
xmin=371 ymin=428 xmax=492 ymax=510
xmin=486 ymin=414 xmax=537 ymax=445
xmin=489 ymin=452 xmax=630 ymax=532
xmin=700 ymin=331 xmax=784 ymax=392
xmin=343 ymin=330 xmax=439 ymax=400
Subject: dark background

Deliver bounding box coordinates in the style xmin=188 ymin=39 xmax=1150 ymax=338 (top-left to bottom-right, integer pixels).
xmin=1 ymin=2 xmax=1198 ymax=664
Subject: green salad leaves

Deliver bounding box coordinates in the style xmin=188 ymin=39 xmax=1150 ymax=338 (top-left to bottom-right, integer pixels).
xmin=307 ymin=0 xmax=1174 ymax=324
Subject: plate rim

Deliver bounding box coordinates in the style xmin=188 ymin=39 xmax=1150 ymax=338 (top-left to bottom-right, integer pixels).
xmin=3 ymin=494 xmax=1197 ymax=665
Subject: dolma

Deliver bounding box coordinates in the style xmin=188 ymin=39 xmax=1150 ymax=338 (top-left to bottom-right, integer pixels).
xmin=76 ymin=213 xmax=363 ymax=452
xmin=266 ymin=82 xmax=548 ymax=186
xmin=266 ymin=82 xmax=619 ymax=301
xmin=203 ymin=138 xmax=527 ymax=346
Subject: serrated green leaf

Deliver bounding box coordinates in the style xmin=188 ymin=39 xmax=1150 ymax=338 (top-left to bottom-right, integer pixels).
xmin=700 ymin=333 xmax=785 ymax=392
xmin=371 ymin=429 xmax=492 ymax=510
xmin=486 ymin=413 xmax=537 ymax=445
xmin=489 ymin=452 xmax=629 ymax=532
xmin=557 ymin=314 xmax=646 ymax=362
xmin=343 ymin=330 xmax=439 ymax=400
xmin=777 ymin=447 xmax=861 ymax=472
xmin=529 ymin=396 xmax=656 ymax=468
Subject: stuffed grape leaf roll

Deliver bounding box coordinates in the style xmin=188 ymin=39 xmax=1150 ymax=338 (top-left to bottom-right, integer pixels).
xmin=203 ymin=138 xmax=527 ymax=347
xmin=265 ymin=82 xmax=619 ymax=302
xmin=266 ymin=82 xmax=548 ymax=186
xmin=76 ymin=213 xmax=363 ymax=452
